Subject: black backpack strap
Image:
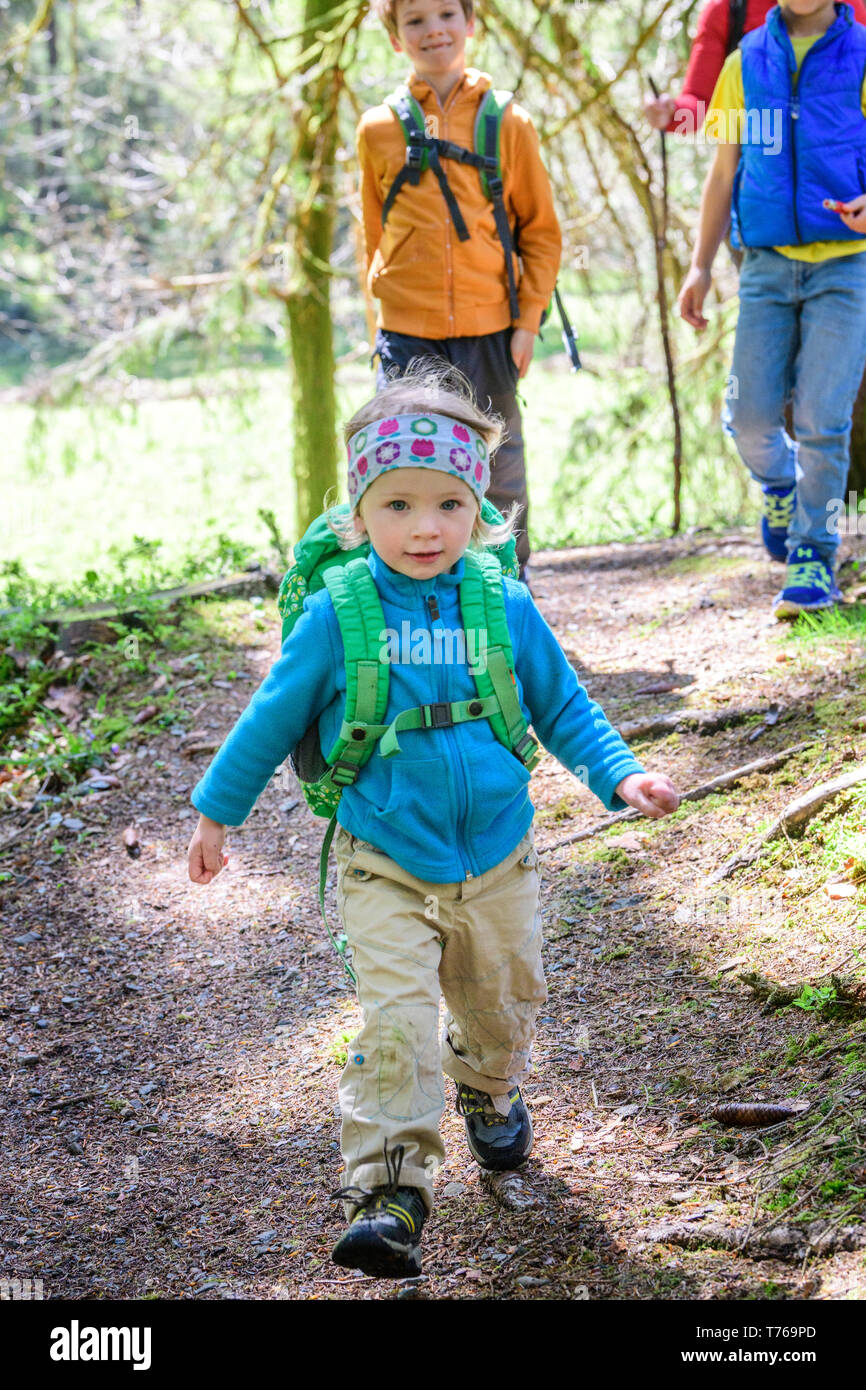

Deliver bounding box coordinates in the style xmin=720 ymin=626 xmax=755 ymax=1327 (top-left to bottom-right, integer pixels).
xmin=553 ymin=286 xmax=581 ymax=372
xmin=727 ymin=0 xmax=747 ymax=56
xmin=381 ymin=88 xmax=428 ymax=227
xmin=427 ymin=142 xmax=471 ymax=240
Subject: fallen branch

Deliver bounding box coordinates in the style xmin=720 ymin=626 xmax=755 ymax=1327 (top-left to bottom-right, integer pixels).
xmin=738 ymin=963 xmax=865 ymax=1012
xmin=0 ymin=567 xmax=281 ymax=632
xmin=182 ymin=741 xmax=223 ymax=758
xmin=38 ymin=1089 xmax=108 ymax=1112
xmin=538 ymin=742 xmax=813 ymax=855
xmin=619 ymin=702 xmax=778 ymax=741
xmin=709 ymin=763 xmax=866 ymax=881
xmin=641 ymin=1218 xmax=866 ymax=1260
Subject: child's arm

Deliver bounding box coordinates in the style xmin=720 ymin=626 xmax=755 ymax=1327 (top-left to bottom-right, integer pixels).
xmin=501 ymin=106 xmax=562 ymax=344
xmin=513 ymin=589 xmax=678 ymax=815
xmin=645 ymin=0 xmax=731 ymax=134
xmin=186 ymin=597 xmax=340 ymax=878
xmin=678 ymin=138 xmax=739 ymax=330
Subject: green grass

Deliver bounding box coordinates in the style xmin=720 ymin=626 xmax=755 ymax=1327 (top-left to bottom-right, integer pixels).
xmin=780 ymin=598 xmax=866 ymax=649
xmin=1 ymin=341 xmax=754 ymax=600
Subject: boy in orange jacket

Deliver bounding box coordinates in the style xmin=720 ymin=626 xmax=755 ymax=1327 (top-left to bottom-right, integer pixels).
xmin=357 ymin=0 xmax=562 ymax=587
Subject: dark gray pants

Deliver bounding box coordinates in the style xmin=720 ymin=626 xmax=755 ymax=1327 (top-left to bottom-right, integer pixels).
xmin=374 ymin=327 xmax=531 ymax=568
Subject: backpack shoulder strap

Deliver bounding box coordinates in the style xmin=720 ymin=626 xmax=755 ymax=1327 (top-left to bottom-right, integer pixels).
xmin=382 ymin=85 xmax=430 ymax=226
xmin=473 ymin=88 xmax=512 ymax=198
xmin=727 ymin=0 xmax=748 ymax=56
xmin=472 ymin=88 xmax=519 ymax=319
xmin=321 ymin=559 xmax=391 ymax=785
xmin=459 ymin=550 xmax=541 ymax=770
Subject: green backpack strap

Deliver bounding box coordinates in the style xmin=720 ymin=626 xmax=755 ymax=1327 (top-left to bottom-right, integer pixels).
xmin=315 ymin=559 xmax=393 ymax=989
xmin=321 ymin=558 xmax=391 ymax=788
xmin=460 ymin=550 xmax=542 ymax=770
xmin=473 ymin=89 xmax=518 ymax=320
xmin=473 ymin=88 xmax=512 ymax=200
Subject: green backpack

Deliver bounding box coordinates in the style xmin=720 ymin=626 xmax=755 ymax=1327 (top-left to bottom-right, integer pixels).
xmin=276 ymin=499 xmax=543 ymax=981
xmin=381 ymin=84 xmax=581 ymax=371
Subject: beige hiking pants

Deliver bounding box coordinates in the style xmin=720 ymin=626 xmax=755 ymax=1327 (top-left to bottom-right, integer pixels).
xmin=333 ymin=823 xmax=546 ymax=1214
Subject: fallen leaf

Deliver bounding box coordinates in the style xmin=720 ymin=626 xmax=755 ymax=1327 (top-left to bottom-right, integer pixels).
xmin=606 ymin=832 xmax=646 ymax=853
xmin=43 ymin=685 xmax=84 ymax=722
xmin=132 ymin=704 xmax=159 ymax=726
xmin=569 ymin=1131 xmax=584 ymax=1152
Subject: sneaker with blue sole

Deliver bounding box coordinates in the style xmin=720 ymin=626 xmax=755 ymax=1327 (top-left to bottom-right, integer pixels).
xmin=761 ymin=484 xmax=796 ymax=562
xmin=773 ymin=544 xmax=840 ymax=620
xmin=455 ymin=1083 xmax=534 ymax=1171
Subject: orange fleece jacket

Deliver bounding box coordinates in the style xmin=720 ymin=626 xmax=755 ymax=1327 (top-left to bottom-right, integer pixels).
xmin=357 ymin=67 xmax=562 ymax=339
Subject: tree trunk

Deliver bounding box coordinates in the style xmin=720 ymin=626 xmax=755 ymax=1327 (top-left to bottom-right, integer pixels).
xmin=285 ymin=0 xmax=340 ymax=538
xmin=848 ymin=364 xmax=866 ymax=497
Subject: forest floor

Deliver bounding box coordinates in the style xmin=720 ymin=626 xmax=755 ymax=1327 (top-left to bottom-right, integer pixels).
xmin=3 ymin=526 xmax=866 ymax=1302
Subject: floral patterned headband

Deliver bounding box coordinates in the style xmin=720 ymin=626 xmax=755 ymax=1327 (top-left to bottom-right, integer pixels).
xmin=346 ymin=412 xmax=490 ymax=511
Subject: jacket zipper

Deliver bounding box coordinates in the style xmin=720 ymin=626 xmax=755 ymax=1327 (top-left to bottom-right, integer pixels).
xmin=785 ymin=22 xmax=830 ymax=245
xmin=790 ymin=85 xmax=802 ymax=244
xmin=424 ymin=589 xmax=474 ymax=879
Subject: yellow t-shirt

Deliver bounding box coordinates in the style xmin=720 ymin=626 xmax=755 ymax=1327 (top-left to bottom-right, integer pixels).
xmin=706 ymin=34 xmax=866 ymax=261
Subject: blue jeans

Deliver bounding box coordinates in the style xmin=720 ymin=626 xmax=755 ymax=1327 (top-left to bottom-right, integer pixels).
xmin=723 ymin=246 xmax=866 ymax=564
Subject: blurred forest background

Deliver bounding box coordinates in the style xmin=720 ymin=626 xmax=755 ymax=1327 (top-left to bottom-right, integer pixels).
xmin=1 ymin=0 xmax=754 ymax=612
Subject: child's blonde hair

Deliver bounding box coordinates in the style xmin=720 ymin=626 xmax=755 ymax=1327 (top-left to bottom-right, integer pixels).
xmin=370 ymin=0 xmax=474 ymax=39
xmin=326 ymin=360 xmax=520 ymax=553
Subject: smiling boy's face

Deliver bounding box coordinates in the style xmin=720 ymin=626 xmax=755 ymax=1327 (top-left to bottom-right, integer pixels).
xmin=389 ymin=0 xmax=474 ymax=85
xmin=353 ymin=467 xmax=478 ymax=580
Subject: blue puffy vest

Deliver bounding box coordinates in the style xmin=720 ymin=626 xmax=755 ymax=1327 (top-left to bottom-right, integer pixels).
xmin=731 ymin=3 xmax=866 ymax=247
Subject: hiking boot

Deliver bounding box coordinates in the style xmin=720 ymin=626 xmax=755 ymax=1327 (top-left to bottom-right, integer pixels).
xmin=773 ymin=544 xmax=840 ymax=620
xmin=455 ymin=1083 xmax=533 ymax=1171
xmin=761 ymin=484 xmax=795 ymax=562
xmin=330 ymin=1142 xmax=426 ymax=1279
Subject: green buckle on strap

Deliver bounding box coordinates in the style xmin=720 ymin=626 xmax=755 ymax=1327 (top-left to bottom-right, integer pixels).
xmin=514 ymin=731 xmax=542 ymax=770
xmin=329 ymin=759 xmax=361 ymax=787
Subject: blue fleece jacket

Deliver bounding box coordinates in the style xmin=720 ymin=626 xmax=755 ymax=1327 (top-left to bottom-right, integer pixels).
xmin=191 ymin=545 xmax=646 ymax=883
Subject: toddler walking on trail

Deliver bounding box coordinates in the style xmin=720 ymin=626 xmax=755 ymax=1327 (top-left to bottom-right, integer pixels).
xmin=187 ymin=365 xmax=679 ymax=1280
xmin=356 ymin=0 xmax=563 ymax=586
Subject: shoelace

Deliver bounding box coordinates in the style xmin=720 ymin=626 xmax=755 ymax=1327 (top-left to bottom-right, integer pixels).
xmin=787 ymin=559 xmax=830 ymax=592
xmin=330 ymin=1139 xmax=417 ymax=1229
xmin=456 ymin=1084 xmax=519 ymax=1128
xmin=764 ymin=490 xmax=795 ymax=528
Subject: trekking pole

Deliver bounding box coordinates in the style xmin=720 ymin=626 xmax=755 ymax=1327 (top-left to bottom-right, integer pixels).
xmin=647 ymin=75 xmax=683 ymax=534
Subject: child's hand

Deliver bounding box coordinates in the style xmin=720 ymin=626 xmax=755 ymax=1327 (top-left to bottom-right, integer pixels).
xmin=678 ymin=266 xmax=712 ymax=331
xmin=614 ymin=772 xmax=680 ymax=818
xmin=188 ymin=813 xmax=229 ymax=884
xmin=644 ymin=92 xmax=677 ymax=131
xmin=834 ymin=194 xmax=866 ymax=235
xmin=510 ymin=328 xmax=536 ymax=380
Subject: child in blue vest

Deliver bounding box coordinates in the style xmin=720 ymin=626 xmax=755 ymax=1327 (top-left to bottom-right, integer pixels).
xmin=678 ymin=0 xmax=866 ymax=617
xmin=187 ymin=365 xmax=679 ymax=1279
